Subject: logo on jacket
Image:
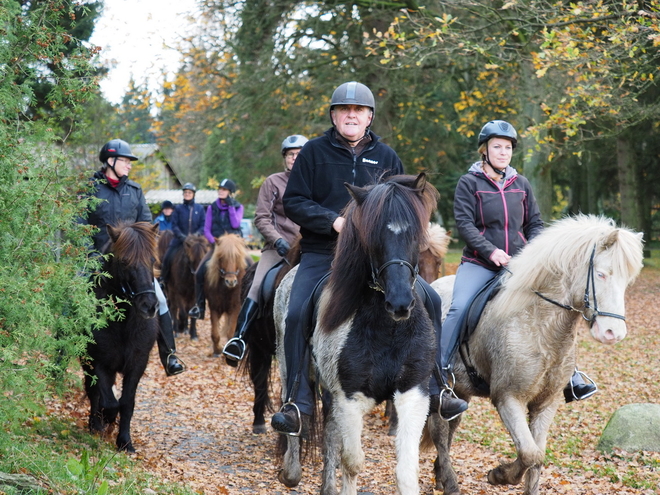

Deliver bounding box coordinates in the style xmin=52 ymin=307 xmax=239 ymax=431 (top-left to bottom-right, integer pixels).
xmin=362 ymin=158 xmax=379 ymax=165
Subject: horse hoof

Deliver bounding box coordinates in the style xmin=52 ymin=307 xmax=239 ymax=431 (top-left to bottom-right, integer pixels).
xmin=252 ymin=424 xmax=267 ymax=434
xmin=212 ymin=353 xmax=222 ymax=358
xmin=190 ymin=336 xmax=199 ymax=342
xmin=277 ymin=469 xmax=301 ymax=488
xmin=487 ymin=467 xmax=505 ymax=486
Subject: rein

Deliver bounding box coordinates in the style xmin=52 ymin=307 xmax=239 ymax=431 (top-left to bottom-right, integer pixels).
xmin=533 ymin=244 xmax=626 ymax=326
xmin=369 ymin=259 xmax=418 ymax=293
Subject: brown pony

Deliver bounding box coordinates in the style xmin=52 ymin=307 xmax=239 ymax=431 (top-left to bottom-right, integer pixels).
xmin=205 ymin=234 xmax=248 ymax=356
xmin=156 ymin=229 xmax=174 ymax=274
xmin=165 ymin=234 xmax=210 ymax=340
xmin=419 ymin=223 xmax=451 ymax=283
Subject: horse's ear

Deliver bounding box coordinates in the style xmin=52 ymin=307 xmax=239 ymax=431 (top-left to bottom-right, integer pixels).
xmin=345 ymin=182 xmax=368 ymax=205
xmin=150 ymin=223 xmax=159 ymax=236
xmin=602 ymin=230 xmax=619 ymax=250
xmin=107 ymin=224 xmax=121 ymax=243
xmin=413 ymin=172 xmax=427 ymax=191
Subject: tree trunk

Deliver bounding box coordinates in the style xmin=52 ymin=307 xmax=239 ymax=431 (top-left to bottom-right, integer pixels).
xmin=616 ymin=136 xmax=642 ymax=231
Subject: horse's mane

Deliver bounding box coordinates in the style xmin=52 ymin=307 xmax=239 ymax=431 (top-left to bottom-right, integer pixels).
xmin=323 ymin=174 xmax=439 ymax=332
xmin=492 ymin=214 xmax=644 ymax=320
xmin=105 ymin=221 xmax=158 ymax=268
xmin=422 ymin=223 xmax=450 ymax=260
xmin=183 ymin=234 xmax=209 ymax=261
xmin=207 ymin=234 xmax=248 ymax=287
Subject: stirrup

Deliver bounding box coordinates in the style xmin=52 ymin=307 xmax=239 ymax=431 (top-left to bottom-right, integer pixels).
xmin=222 ymin=337 xmax=246 ymax=361
xmin=166 ymin=351 xmax=187 ymax=375
xmin=439 ymin=385 xmax=465 ymax=422
xmin=278 ymin=401 xmax=303 ymax=437
xmin=568 ymin=368 xmax=598 ymax=401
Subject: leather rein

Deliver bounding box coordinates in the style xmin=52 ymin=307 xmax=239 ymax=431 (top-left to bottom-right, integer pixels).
xmin=369 ymin=259 xmax=419 ymax=293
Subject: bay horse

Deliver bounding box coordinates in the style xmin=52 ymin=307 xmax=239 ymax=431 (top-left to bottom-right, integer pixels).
xmin=205 ymin=234 xmax=248 ymax=356
xmin=83 ymin=221 xmax=160 ymax=452
xmin=427 ymin=214 xmax=644 ymax=495
xmin=156 ymin=228 xmax=174 ymax=273
xmin=164 ymin=234 xmax=209 ymax=340
xmin=275 ymin=173 xmax=440 ymax=494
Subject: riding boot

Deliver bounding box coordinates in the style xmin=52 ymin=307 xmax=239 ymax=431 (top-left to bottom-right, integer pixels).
xmin=564 ymin=368 xmax=598 ymax=402
xmin=222 ymin=298 xmax=258 ymax=367
xmin=417 ymin=277 xmax=469 ymax=421
xmin=157 ymin=311 xmax=185 ymax=376
xmin=188 ymin=261 xmax=207 ymax=320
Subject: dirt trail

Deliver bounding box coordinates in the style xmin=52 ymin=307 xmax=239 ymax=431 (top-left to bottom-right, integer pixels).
xmin=65 ymin=267 xmax=660 ymax=494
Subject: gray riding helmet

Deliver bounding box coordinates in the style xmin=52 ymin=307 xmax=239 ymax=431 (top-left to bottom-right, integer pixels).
xmin=281 ymin=135 xmax=309 ymax=155
xmin=329 ymin=81 xmax=375 ymax=122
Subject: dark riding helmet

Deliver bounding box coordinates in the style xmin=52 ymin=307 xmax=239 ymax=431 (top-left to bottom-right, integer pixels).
xmin=219 ymin=178 xmax=236 ymax=194
xmin=182 ymin=182 xmax=197 ymax=192
xmin=330 ymin=81 xmax=375 ymax=121
xmin=161 ymin=200 xmax=174 ymax=209
xmin=281 ymin=135 xmax=309 ymax=155
xmin=478 ymin=120 xmax=518 ymax=149
xmin=99 ymin=139 xmax=138 ymax=163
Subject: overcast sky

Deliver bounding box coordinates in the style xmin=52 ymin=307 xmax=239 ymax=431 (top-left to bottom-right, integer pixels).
xmin=89 ymin=0 xmax=199 ymax=105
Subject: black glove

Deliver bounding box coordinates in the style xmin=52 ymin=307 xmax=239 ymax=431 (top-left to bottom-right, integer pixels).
xmin=224 ymin=197 xmax=238 ymax=207
xmin=274 ymin=238 xmax=290 ymax=258
xmin=176 ymin=231 xmax=186 ymax=241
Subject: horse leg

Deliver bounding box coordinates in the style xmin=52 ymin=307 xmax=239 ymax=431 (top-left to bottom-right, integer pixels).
xmin=336 ymin=394 xmax=370 ymax=495
xmin=210 ymin=311 xmax=222 ymax=356
xmin=522 ymin=402 xmax=559 ymax=495
xmin=393 ymin=387 xmax=428 ymax=495
xmin=249 ymin=345 xmax=270 ymax=434
xmin=488 ymin=396 xmax=544 ymax=486
xmin=321 ymin=405 xmax=340 ymax=495
xmin=115 ymin=362 xmax=148 ymax=452
xmin=278 ymin=435 xmax=303 ymax=487
xmin=83 ymin=368 xmax=104 ymax=432
xmin=427 ymin=413 xmax=461 ymax=495
xmin=189 ymin=315 xmax=198 ymax=341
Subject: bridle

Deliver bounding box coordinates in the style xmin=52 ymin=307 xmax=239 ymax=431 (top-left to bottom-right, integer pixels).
xmin=533 ymin=244 xmax=626 ymax=326
xmin=220 ymin=268 xmax=240 ymax=279
xmin=369 ymin=259 xmax=418 ymax=293
xmin=119 ymin=280 xmax=156 ymax=300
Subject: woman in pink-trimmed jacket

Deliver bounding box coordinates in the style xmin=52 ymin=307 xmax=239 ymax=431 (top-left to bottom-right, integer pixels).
xmin=442 ymin=120 xmax=597 ymax=404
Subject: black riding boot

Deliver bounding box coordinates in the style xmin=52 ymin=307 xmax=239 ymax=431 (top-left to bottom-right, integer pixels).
xmin=222 ymin=298 xmax=258 ymax=367
xmin=418 ymin=277 xmax=469 ymax=421
xmin=564 ymin=368 xmax=598 ymax=402
xmin=188 ymin=261 xmax=207 ymax=320
xmin=157 ymin=311 xmax=185 ymax=376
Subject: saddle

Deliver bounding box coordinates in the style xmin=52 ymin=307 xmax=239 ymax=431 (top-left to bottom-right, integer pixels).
xmin=456 ymin=271 xmax=506 ymax=394
xmin=257 ymin=259 xmax=288 ymax=318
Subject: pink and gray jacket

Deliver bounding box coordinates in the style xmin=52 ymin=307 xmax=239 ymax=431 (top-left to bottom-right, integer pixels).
xmin=454 ymin=162 xmax=544 ymax=271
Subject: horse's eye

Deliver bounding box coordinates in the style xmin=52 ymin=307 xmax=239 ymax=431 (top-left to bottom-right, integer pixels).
xmin=597 ymin=271 xmax=606 ymax=279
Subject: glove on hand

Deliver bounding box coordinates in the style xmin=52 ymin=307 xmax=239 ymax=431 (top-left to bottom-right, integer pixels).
xmin=274 ymin=238 xmax=291 ymax=258
xmin=224 ymin=197 xmax=238 ymax=207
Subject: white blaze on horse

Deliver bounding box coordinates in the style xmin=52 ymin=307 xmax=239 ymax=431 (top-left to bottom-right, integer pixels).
xmin=275 ymin=174 xmax=441 ymax=495
xmin=428 ymin=214 xmax=644 ymax=495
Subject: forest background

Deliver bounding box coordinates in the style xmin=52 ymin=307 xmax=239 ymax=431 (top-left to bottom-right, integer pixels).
xmin=0 ymin=0 xmax=658 ymax=493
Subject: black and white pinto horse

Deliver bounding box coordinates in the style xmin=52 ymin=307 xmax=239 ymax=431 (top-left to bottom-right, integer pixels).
xmin=275 ymin=174 xmax=440 ymax=494
xmin=83 ymin=221 xmax=160 ymax=452
xmin=427 ymin=214 xmax=644 ymax=495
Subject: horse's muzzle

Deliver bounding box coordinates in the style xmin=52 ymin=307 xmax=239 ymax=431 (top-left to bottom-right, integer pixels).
xmin=224 ymin=278 xmax=238 ymax=289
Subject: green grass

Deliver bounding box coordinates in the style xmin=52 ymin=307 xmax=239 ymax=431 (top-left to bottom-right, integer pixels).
xmin=0 ymin=414 xmax=196 ymax=494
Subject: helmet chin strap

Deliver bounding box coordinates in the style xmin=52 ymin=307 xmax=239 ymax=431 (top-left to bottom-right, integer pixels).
xmin=483 ymin=152 xmax=506 ymax=177
xmin=105 ymin=158 xmax=126 ymax=179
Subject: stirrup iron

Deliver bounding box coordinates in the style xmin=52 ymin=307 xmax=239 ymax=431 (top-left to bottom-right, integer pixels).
xmin=280 ymin=401 xmax=303 ymax=437
xmin=166 ymin=351 xmax=187 ymax=374
xmin=223 ymin=337 xmax=246 ymax=361
xmin=569 ymin=368 xmax=598 ymax=401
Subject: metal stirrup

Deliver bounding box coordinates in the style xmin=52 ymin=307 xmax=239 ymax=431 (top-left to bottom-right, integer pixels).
xmin=279 ymin=401 xmax=303 ymax=437
xmin=222 ymin=337 xmax=246 ymax=361
xmin=569 ymin=368 xmax=598 ymax=401
xmin=166 ymin=351 xmax=187 ymax=373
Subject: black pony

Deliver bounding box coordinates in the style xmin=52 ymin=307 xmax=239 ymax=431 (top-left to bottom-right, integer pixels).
xmin=83 ymin=221 xmax=160 ymax=452
xmin=275 ymin=174 xmax=440 ymax=493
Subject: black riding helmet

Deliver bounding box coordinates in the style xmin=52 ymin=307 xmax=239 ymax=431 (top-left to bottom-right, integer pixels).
xmin=182 ymin=182 xmax=197 ymax=193
xmin=219 ymin=178 xmax=236 ymax=194
xmin=478 ymin=120 xmax=518 ymax=149
xmin=99 ymin=139 xmax=138 ymax=163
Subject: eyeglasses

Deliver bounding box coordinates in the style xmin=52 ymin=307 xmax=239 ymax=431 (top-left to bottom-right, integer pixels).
xmin=285 ymin=151 xmax=300 ymax=159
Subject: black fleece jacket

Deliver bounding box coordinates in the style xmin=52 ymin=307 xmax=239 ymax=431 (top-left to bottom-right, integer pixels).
xmin=283 ymin=128 xmax=404 ymax=255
